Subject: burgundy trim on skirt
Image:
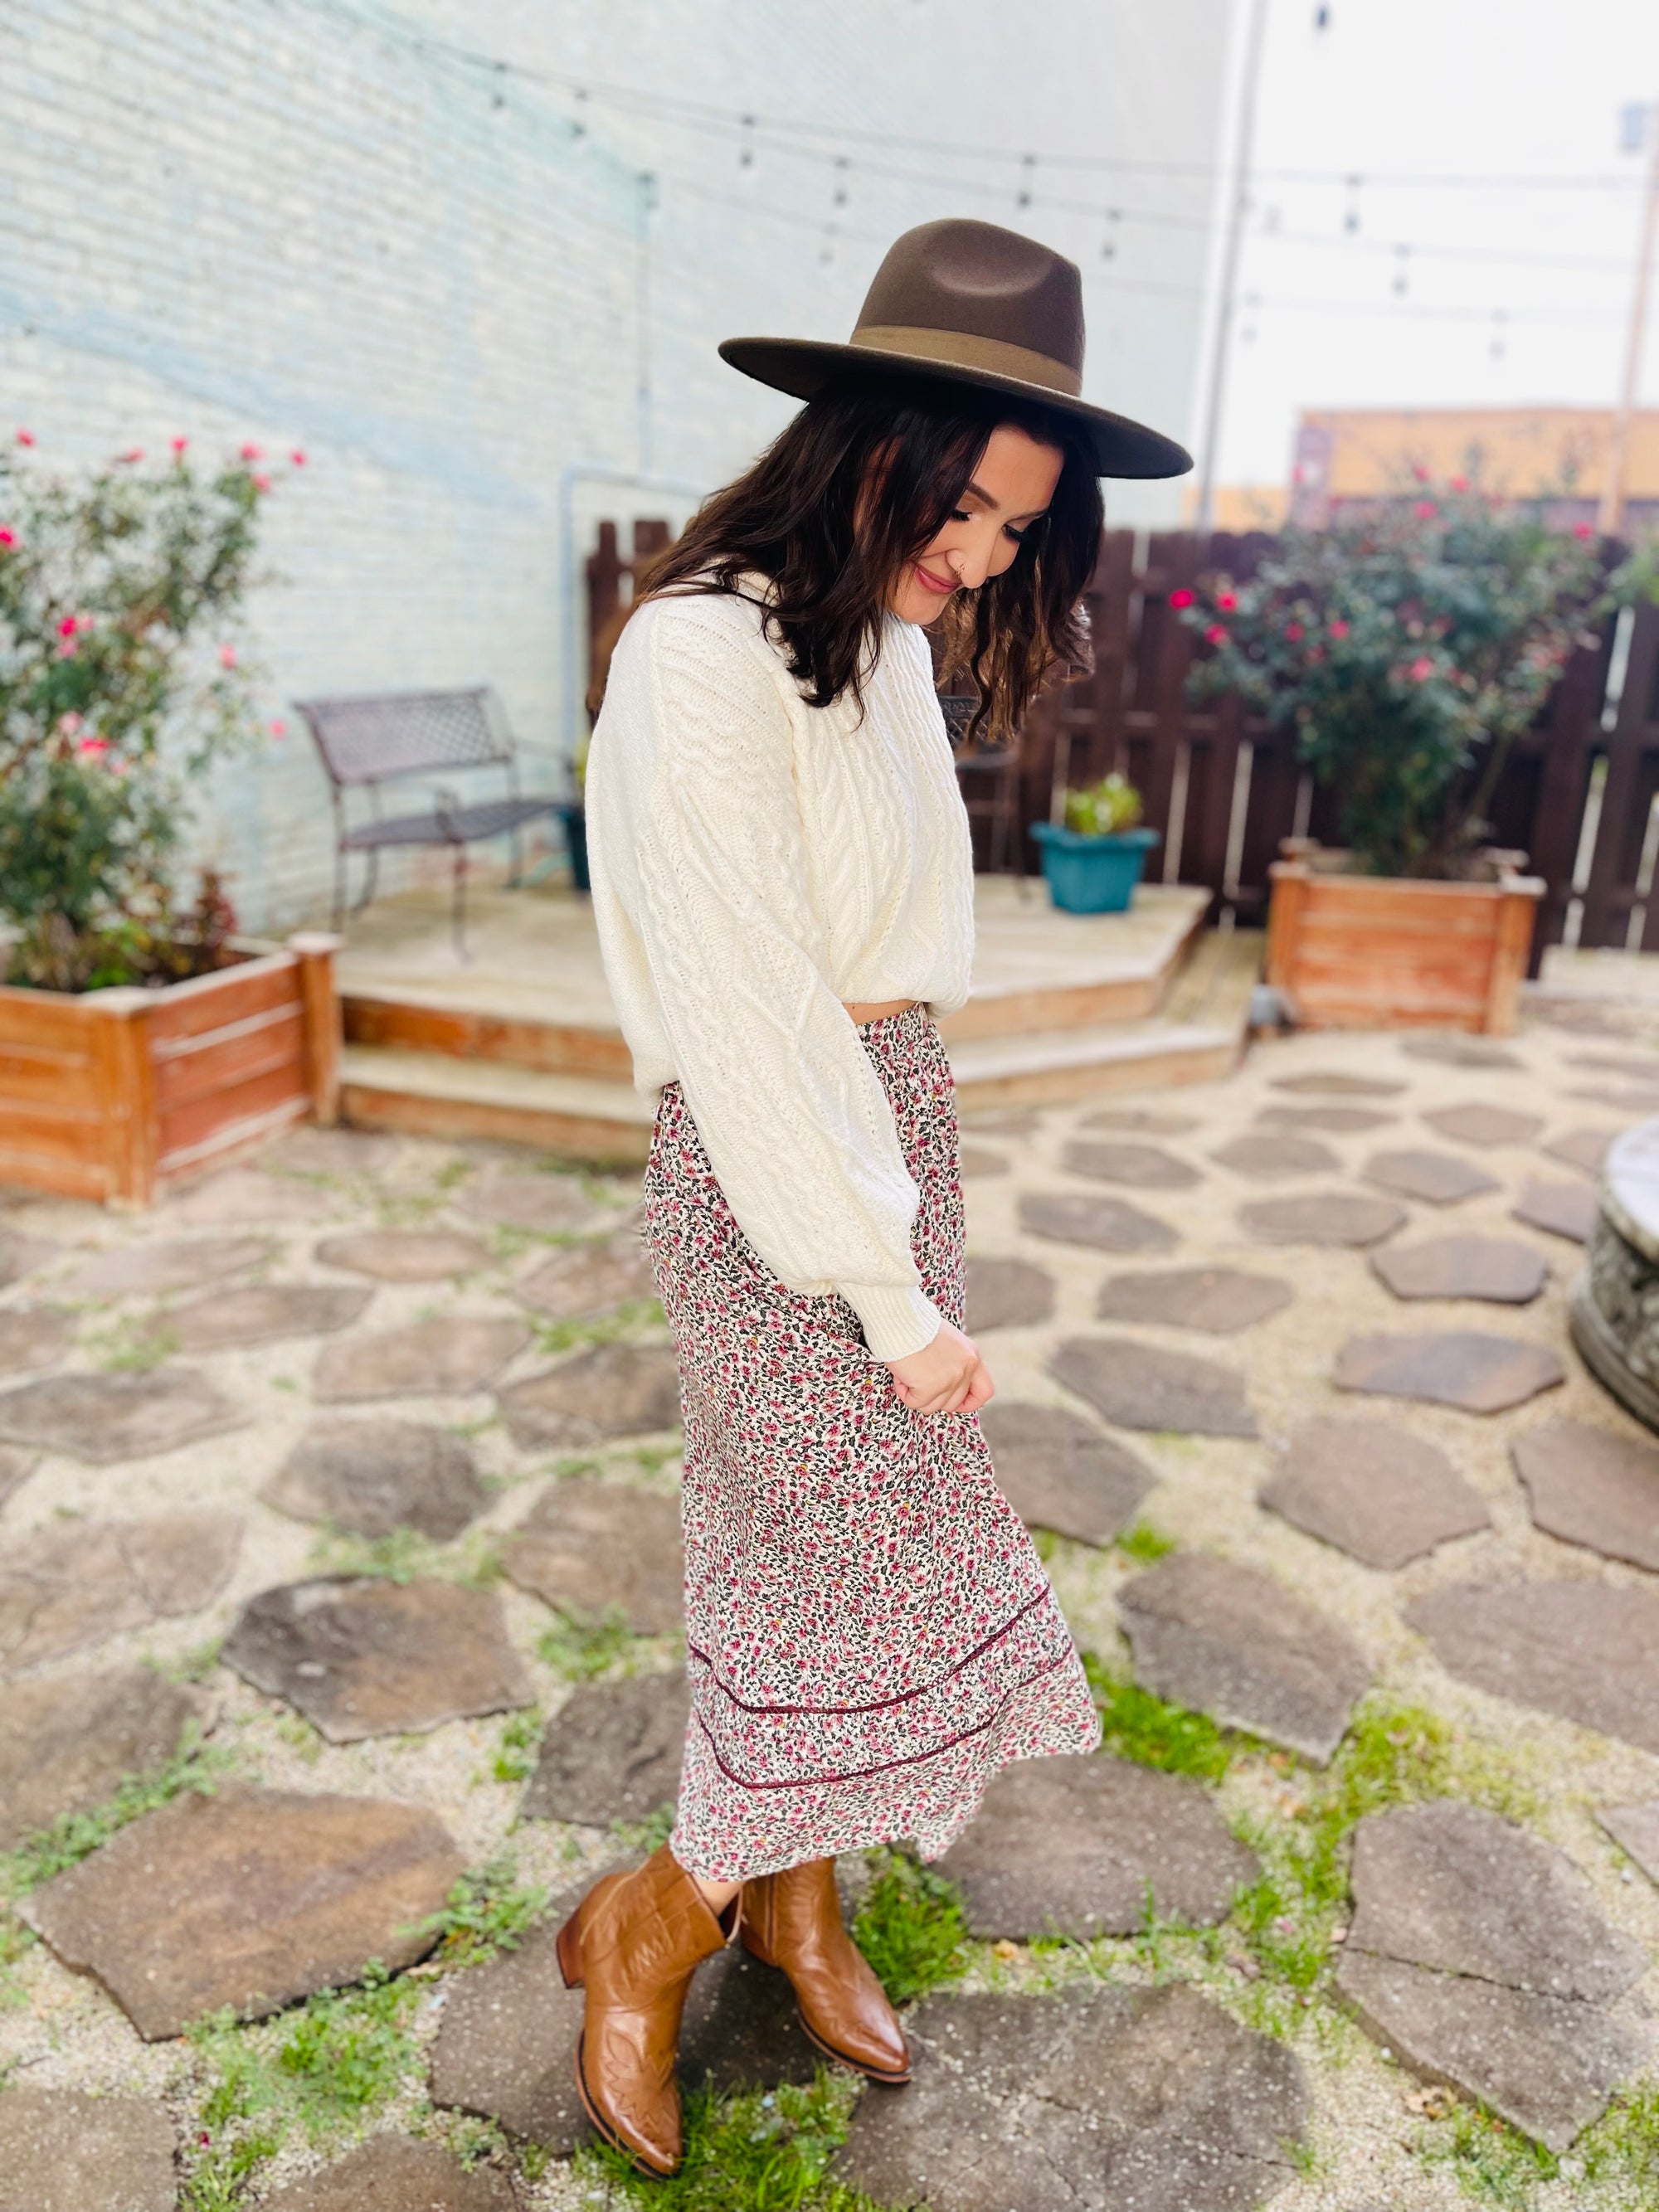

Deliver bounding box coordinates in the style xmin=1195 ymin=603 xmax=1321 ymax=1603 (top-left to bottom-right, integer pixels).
xmin=642 ymin=1004 xmax=1100 ymax=1882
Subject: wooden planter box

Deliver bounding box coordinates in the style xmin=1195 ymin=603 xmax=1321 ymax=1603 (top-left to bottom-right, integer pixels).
xmin=1265 ymin=859 xmax=1543 ymax=1035
xmin=0 ymin=933 xmax=343 ymax=1206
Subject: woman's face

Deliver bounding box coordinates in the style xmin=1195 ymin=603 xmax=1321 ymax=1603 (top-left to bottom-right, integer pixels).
xmin=887 ymin=421 xmax=1065 ymax=626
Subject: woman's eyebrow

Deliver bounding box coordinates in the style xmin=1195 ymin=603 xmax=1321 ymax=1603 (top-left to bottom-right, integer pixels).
xmin=962 ymin=479 xmax=1047 ymax=523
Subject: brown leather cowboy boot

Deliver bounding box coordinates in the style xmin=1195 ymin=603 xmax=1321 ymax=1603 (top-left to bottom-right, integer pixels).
xmin=555 ymin=1845 xmax=737 ymax=2176
xmin=741 ymin=1857 xmax=910 ymax=2083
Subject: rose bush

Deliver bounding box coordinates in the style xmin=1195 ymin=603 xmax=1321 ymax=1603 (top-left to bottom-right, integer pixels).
xmin=0 ymin=433 xmax=294 ymax=987
xmin=1178 ymin=479 xmax=1658 ymax=879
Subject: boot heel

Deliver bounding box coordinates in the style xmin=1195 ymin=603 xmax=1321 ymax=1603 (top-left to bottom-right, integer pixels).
xmin=555 ymin=1908 xmax=585 ymax=1989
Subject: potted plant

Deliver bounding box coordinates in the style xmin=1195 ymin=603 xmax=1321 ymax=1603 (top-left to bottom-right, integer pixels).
xmin=1030 ymin=771 xmax=1160 ymax=914
xmin=1180 ymin=479 xmax=1657 ymax=1032
xmin=0 ymin=432 xmax=341 ymax=1204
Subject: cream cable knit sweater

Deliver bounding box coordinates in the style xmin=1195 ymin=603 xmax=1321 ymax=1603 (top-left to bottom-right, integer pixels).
xmin=586 ymin=583 xmax=975 ymax=1361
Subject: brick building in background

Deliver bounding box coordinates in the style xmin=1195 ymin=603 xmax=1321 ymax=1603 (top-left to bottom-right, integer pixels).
xmin=1 ymin=0 xmax=1231 ymax=931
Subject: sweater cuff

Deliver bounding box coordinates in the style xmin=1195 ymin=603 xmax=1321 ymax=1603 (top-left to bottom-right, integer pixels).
xmin=841 ymin=1282 xmax=944 ymax=1361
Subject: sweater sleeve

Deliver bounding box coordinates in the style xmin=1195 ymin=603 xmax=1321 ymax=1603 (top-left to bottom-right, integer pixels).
xmin=615 ymin=599 xmax=944 ymax=1362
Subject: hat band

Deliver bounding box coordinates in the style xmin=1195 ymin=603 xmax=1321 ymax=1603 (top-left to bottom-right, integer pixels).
xmin=849 ymin=323 xmax=1083 ymax=399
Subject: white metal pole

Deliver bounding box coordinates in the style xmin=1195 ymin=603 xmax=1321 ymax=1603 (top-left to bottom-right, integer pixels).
xmin=1598 ymin=100 xmax=1659 ymax=539
xmin=1194 ymin=0 xmax=1272 ymax=532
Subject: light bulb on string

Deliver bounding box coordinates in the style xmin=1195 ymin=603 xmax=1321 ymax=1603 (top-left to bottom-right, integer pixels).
xmin=1344 ymin=173 xmax=1362 ymax=233
xmin=1392 ymin=242 xmax=1409 ymax=297
xmin=1490 ymin=309 xmax=1508 ymax=362
xmin=1315 ymin=2 xmax=1331 ymax=27
xmin=738 ymin=114 xmax=756 ymax=170
xmin=1017 ymin=152 xmax=1035 ymax=211
xmin=833 ymin=155 xmax=849 ymax=208
xmin=1100 ymin=208 xmax=1121 ymax=260
xmin=570 ymin=83 xmax=587 ymax=139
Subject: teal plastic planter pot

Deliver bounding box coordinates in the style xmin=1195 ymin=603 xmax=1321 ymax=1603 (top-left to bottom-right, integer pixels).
xmin=1030 ymin=823 xmax=1161 ymax=913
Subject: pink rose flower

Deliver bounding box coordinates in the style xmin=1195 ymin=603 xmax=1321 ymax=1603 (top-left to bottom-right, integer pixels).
xmin=1284 ymin=621 xmax=1304 ymax=642
xmin=1413 ymin=500 xmax=1437 ymax=519
xmin=118 ymin=447 xmax=144 ymax=464
xmin=56 ymin=639 xmax=78 ymax=659
xmin=252 ymin=473 xmax=271 ymax=493
xmin=57 ymin=712 xmax=82 ymax=735
xmin=270 ymin=717 xmax=287 ymax=738
xmin=0 ymin=528 xmax=13 ymax=550
xmin=1409 ymin=655 xmax=1435 ymax=681
xmin=1412 ymin=464 xmax=1430 ymax=483
xmin=290 ymin=448 xmax=307 ymax=466
xmin=1450 ymin=474 xmax=1469 ymax=493
xmin=171 ymin=435 xmax=189 ymax=454
xmin=1216 ymin=590 xmax=1238 ymax=611
xmin=1204 ymin=623 xmax=1229 ymax=646
xmin=57 ymin=615 xmax=78 ymax=638
xmin=1169 ymin=586 xmax=1195 ymax=609
xmin=218 ymin=644 xmax=237 ymax=668
xmin=240 ymin=441 xmax=263 ymax=461
xmin=1574 ymin=521 xmax=1593 ymax=540
xmin=77 ymin=735 xmax=109 ymax=760
xmin=15 ymin=430 xmax=34 ymax=447
xmin=1328 ymin=619 xmax=1350 ymax=639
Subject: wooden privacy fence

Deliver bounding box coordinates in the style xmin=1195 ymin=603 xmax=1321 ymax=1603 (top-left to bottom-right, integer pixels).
xmin=588 ymin=520 xmax=1659 ymax=974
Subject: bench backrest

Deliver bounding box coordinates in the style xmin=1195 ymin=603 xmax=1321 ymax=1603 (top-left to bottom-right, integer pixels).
xmin=294 ymin=687 xmax=515 ymax=790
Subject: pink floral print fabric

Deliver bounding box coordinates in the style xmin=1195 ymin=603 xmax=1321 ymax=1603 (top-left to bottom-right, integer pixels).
xmin=643 ymin=1004 xmax=1100 ymax=1883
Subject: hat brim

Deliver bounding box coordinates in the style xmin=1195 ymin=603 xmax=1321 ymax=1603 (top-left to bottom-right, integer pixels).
xmin=718 ymin=335 xmax=1193 ymax=481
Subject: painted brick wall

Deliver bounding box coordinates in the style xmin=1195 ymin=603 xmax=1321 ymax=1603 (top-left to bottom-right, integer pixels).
xmin=2 ymin=0 xmax=1229 ymax=931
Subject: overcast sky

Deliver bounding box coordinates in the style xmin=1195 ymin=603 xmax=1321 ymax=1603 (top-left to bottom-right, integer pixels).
xmin=1209 ymin=0 xmax=1659 ymax=485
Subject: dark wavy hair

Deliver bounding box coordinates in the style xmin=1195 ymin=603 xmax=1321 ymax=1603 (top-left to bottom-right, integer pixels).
xmin=640 ymin=372 xmax=1102 ymax=742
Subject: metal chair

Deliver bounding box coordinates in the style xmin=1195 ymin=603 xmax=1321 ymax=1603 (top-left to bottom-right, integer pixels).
xmin=294 ymin=686 xmax=560 ymax=959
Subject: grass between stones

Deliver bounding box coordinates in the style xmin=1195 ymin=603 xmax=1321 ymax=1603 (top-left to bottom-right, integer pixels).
xmin=536 ymin=1602 xmax=643 ymax=1680
xmin=850 ymin=1850 xmax=969 ymax=2005
xmin=526 ymin=1296 xmax=667 ymax=1359
xmin=410 ymin=1854 xmax=550 ymax=1970
xmin=304 ymin=1524 xmax=505 ymax=1587
xmin=575 ymin=2071 xmax=886 ymax=2211
xmin=1082 ymin=1650 xmax=1238 ymax=1783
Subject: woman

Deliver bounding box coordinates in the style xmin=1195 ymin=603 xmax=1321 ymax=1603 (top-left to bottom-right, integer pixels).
xmin=567 ymin=217 xmax=1190 ymax=2176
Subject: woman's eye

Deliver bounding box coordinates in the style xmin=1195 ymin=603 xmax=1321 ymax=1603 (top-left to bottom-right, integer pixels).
xmin=949 ymin=509 xmax=970 ymax=523
xmin=1004 ymin=525 xmax=1028 ymax=544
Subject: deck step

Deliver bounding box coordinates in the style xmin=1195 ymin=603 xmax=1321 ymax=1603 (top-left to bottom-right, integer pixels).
xmin=340 ymin=1047 xmax=653 ymax=1165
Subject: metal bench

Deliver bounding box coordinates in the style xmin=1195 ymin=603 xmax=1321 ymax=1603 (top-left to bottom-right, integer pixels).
xmin=294 ymin=686 xmax=561 ymax=957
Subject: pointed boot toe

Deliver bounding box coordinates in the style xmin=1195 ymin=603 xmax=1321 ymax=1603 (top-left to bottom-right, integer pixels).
xmin=741 ymin=1858 xmax=912 ymax=2085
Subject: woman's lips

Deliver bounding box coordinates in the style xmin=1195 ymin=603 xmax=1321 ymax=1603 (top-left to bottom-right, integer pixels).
xmin=912 ymin=562 xmax=956 ymax=596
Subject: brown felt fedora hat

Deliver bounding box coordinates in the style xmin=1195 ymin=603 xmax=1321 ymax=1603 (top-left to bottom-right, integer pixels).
xmin=720 ymin=217 xmax=1192 ymax=481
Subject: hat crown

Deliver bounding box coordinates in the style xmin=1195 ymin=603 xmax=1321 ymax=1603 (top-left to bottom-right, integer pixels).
xmin=854 ymin=220 xmax=1085 ymax=380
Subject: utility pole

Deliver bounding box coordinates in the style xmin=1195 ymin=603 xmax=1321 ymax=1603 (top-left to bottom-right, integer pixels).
xmin=1598 ymin=99 xmax=1659 ymax=539
xmin=1194 ymin=0 xmax=1272 ymax=532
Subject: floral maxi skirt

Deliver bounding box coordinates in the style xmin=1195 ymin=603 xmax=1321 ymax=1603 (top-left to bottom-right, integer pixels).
xmin=642 ymin=1004 xmax=1101 ymax=1884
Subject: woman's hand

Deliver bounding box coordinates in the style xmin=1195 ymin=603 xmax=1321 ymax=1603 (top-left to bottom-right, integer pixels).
xmin=886 ymin=1320 xmax=995 ymax=1417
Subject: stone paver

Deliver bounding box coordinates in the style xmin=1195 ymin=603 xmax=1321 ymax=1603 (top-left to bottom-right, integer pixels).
xmin=1094 ymin=1266 xmax=1292 ymax=1334
xmin=222 ymin=1577 xmax=531 ymax=1743
xmin=837 ymin=1982 xmax=1307 ymax=2212
xmin=1053 ymin=1334 xmax=1256 ymax=1437
xmin=498 ymin=1341 xmax=681 ymax=1448
xmin=1261 ymin=1418 xmax=1489 ymax=1569
xmin=1120 ymin=1553 xmax=1370 ymax=1762
xmin=456 ymin=1169 xmax=594 ymax=1232
xmin=1598 ymin=1799 xmax=1659 ymax=1886
xmin=1512 ymin=1178 xmax=1597 ymax=1242
xmin=979 ymin=1402 xmax=1153 ymax=1546
xmin=1575 ymin=1052 xmax=1659 ymax=1082
xmin=959 ymin=1143 xmax=1009 ymax=1177
xmin=1544 ymin=1125 xmax=1618 ymax=1175
xmin=0 ymin=1308 xmax=71 ymax=1374
xmin=1370 ymin=1235 xmax=1548 ymax=1305
xmin=1061 ymin=1139 xmax=1200 ymax=1190
xmin=1400 ymin=1035 xmax=1523 ymax=1068
xmin=1335 ymin=1800 xmax=1647 ymax=2149
xmin=0 ymin=1666 xmax=207 ymax=1847
xmin=0 ymin=1368 xmax=245 ymax=1461
xmin=1512 ymin=1417 xmax=1659 ymax=1571
xmin=167 ymin=1168 xmax=338 ymax=1223
xmin=21 ymin=1784 xmax=463 ymax=2038
xmin=504 ymin=1478 xmax=684 ymax=1631
xmin=1238 ymin=1191 xmax=1407 ymax=1247
xmin=1335 ymin=1330 xmax=1565 ymax=1414
xmin=0 ymin=1233 xmax=55 ymax=1290
xmin=521 ymin=1670 xmax=689 ymax=1825
xmin=266 ymin=1127 xmax=398 ymax=1178
xmin=1080 ymin=1106 xmax=1199 ymax=1134
xmin=1407 ymin=1579 xmax=1659 ymax=1753
xmin=518 ymin=1234 xmax=654 ymax=1320
xmin=0 ymin=2088 xmax=176 ymax=2212
xmin=0 ymin=1446 xmax=32 ymax=1508
xmin=1211 ymin=1131 xmax=1340 ymax=1179
xmin=262 ymin=1417 xmax=486 ymax=1540
xmin=966 ymin=1256 xmax=1056 ymax=1332
xmin=0 ymin=1514 xmax=241 ymax=1674
xmin=1257 ymin=1102 xmax=1397 ymax=1133
xmin=1018 ymin=1190 xmax=1180 ymax=1254
xmin=168 ymin=1283 xmax=371 ymax=1353
xmin=1423 ymin=1104 xmax=1545 ymax=1147
xmin=430 ymin=1864 xmax=818 ymax=2151
xmin=263 ymin=2136 xmax=516 ymax=2212
xmin=937 ymin=1753 xmax=1258 ymax=1937
xmin=315 ymin=1229 xmax=492 ymax=1281
xmin=312 ymin=1315 xmax=529 ymax=1402
xmin=58 ymin=1234 xmax=272 ymax=1299
xmin=1362 ymin=1149 xmax=1501 ymax=1206
xmin=1271 ymin=1072 xmax=1405 ymax=1096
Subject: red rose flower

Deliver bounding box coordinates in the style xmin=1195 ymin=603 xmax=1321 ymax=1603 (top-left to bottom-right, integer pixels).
xmin=1204 ymin=623 xmax=1228 ymax=646
xmin=1169 ymin=586 xmax=1195 ymax=608
xmin=1284 ymin=621 xmax=1304 ymax=642
xmin=1328 ymin=619 xmax=1350 ymax=639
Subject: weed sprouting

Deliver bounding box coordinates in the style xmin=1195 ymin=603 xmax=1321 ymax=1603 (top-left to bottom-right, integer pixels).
xmin=490 ymin=1708 xmax=543 ymax=1783
xmin=575 ymin=2068 xmax=881 ymax=2210
xmin=537 ymin=1604 xmax=640 ymax=1680
xmin=2 ymin=1728 xmax=231 ymax=1894
xmin=851 ymin=1850 xmax=968 ymax=2006
xmin=411 ymin=1856 xmax=549 ymax=1969
xmin=1115 ymin=1521 xmax=1176 ymax=1565
xmin=527 ymin=1295 xmax=665 ymax=1359
xmin=610 ymin=1803 xmax=677 ymax=1856
xmin=304 ymin=1524 xmax=504 ymax=1588
xmin=1415 ymin=2099 xmax=1560 ymax=2205
xmin=1580 ymin=2079 xmax=1659 ymax=2196
xmin=1082 ymin=1652 xmax=1236 ymax=1783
